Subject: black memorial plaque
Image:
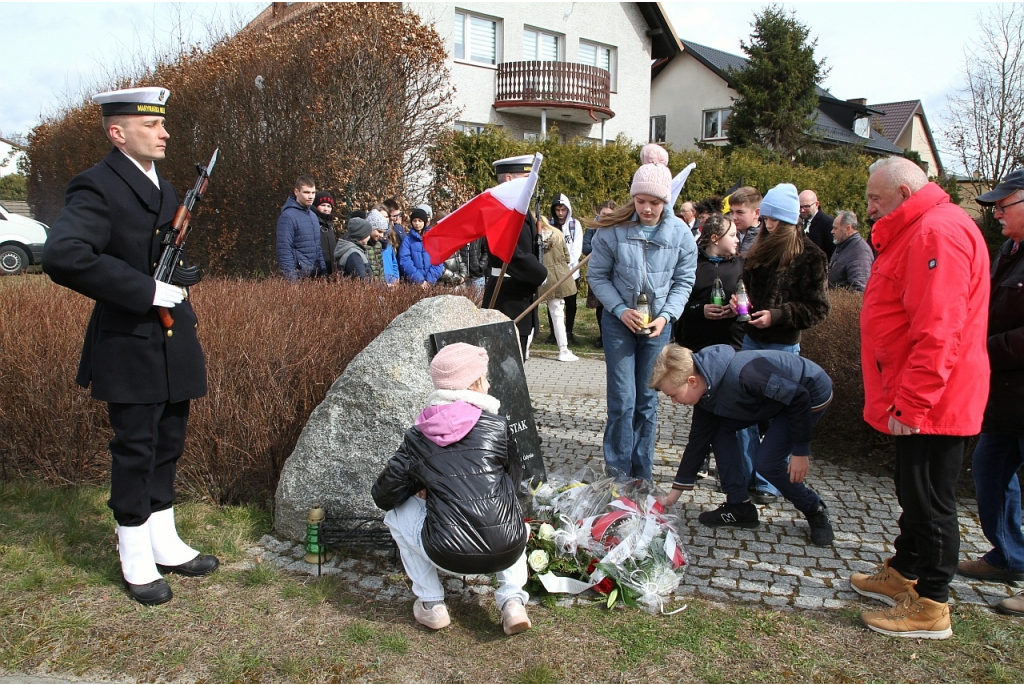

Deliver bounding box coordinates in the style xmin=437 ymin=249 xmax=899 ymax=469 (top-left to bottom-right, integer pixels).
xmin=430 ymin=321 xmax=546 ymax=486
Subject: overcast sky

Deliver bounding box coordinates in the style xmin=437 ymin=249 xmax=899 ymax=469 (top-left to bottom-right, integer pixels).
xmin=0 ymin=1 xmax=1000 ymax=170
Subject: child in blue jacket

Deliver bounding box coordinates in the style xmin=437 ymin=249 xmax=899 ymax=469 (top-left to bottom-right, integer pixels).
xmin=399 ymin=207 xmax=443 ymax=285
xmin=649 ymin=343 xmax=835 ymax=546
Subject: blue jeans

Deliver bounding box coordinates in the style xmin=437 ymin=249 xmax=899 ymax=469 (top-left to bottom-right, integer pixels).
xmin=601 ymin=310 xmax=671 ymax=481
xmin=972 ymin=433 xmax=1024 ymax=572
xmin=715 ymin=408 xmax=826 ymax=513
xmin=738 ymin=335 xmax=800 ymax=496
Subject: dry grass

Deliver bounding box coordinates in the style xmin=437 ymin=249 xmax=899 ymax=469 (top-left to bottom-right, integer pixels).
xmin=2 ymin=481 xmax=1024 ymax=683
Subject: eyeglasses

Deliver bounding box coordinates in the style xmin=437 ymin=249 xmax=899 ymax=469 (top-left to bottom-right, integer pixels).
xmin=799 ymin=204 xmax=816 ymax=210
xmin=994 ymin=197 xmax=1024 ymax=214
xmin=390 ymin=213 xmax=402 ymax=221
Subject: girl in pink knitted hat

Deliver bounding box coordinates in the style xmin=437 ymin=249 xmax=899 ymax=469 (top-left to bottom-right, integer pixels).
xmin=371 ymin=342 xmax=532 ymax=636
xmin=587 ymin=144 xmax=698 ymax=481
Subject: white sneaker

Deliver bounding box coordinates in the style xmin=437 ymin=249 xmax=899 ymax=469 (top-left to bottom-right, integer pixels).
xmin=501 ymin=599 xmax=532 ymax=635
xmin=557 ymin=349 xmax=579 ymax=362
xmin=413 ymin=600 xmax=450 ymax=630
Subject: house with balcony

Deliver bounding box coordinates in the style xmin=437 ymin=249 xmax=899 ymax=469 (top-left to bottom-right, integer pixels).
xmin=650 ymin=39 xmax=904 ymax=156
xmin=406 ymin=3 xmax=680 ymax=144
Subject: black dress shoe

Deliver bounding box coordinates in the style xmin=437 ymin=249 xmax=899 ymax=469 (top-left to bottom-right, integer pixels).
xmin=122 ymin=577 xmax=173 ymax=605
xmin=543 ymin=335 xmax=556 ymax=345
xmin=157 ymin=554 xmax=220 ymax=577
xmin=594 ymin=337 xmax=603 ymax=349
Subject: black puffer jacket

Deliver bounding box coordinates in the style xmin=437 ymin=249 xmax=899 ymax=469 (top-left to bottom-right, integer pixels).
xmin=371 ymin=409 xmax=526 ymax=574
xmin=983 ymin=240 xmax=1024 ymax=435
xmin=675 ymin=249 xmax=745 ymax=351
xmin=743 ymin=235 xmax=830 ymax=346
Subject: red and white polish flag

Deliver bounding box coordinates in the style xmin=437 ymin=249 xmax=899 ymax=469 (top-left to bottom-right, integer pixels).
xmin=424 ymin=153 xmax=543 ymax=266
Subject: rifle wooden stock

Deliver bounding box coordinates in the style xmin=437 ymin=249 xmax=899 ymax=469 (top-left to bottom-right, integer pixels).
xmin=158 ymin=306 xmax=174 ymax=329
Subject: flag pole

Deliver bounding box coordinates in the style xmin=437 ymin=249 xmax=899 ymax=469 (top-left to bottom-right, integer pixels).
xmin=513 ymin=254 xmax=590 ymax=325
xmin=487 ymin=261 xmax=509 ymax=309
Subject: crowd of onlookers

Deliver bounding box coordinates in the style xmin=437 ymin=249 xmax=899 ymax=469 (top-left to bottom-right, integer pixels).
xmin=275 ymin=170 xmax=879 ymax=368
xmin=275 ymin=176 xmax=488 ymax=290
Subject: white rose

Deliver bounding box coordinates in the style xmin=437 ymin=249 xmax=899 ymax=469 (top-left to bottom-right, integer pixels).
xmin=528 ymin=549 xmax=549 ymax=573
xmin=538 ymin=523 xmax=555 ymax=541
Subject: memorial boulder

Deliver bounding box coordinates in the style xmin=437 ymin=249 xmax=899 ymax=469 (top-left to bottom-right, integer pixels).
xmin=274 ymin=295 xmax=507 ymax=541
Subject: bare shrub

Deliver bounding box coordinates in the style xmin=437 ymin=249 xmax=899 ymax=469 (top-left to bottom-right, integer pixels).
xmin=800 ymin=288 xmax=876 ymax=460
xmin=0 ymin=277 xmax=431 ymax=504
xmin=26 ymin=3 xmax=455 ymax=276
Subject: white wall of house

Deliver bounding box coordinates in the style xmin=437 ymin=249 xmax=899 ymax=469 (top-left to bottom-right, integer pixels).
xmin=650 ymin=52 xmax=734 ymax=152
xmin=901 ymin=114 xmax=941 ymax=178
xmin=0 ymin=140 xmax=25 ymax=177
xmin=405 ymin=2 xmax=653 ymax=144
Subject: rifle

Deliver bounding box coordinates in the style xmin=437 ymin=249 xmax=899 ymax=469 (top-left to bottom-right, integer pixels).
xmin=154 ymin=148 xmax=219 ymax=330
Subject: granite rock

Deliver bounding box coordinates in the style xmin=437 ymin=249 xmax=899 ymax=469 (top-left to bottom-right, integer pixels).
xmin=274 ymin=295 xmax=507 ymax=541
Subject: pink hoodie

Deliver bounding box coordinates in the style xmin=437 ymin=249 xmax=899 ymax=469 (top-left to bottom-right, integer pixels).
xmin=414 ymin=401 xmax=482 ymax=447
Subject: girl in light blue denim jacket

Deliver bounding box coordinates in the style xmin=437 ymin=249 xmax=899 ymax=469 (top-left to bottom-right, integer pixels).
xmin=588 ymin=144 xmax=697 ymax=481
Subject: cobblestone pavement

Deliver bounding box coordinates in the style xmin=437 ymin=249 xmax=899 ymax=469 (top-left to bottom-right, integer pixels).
xmin=250 ymin=351 xmax=1014 ymax=613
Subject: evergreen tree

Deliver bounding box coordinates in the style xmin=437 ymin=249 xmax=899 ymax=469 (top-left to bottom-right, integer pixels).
xmin=726 ymin=5 xmax=827 ymax=156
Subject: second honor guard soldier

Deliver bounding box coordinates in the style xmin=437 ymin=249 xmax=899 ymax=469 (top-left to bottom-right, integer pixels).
xmin=482 ymin=155 xmax=548 ymax=358
xmin=43 ymin=87 xmax=218 ymax=605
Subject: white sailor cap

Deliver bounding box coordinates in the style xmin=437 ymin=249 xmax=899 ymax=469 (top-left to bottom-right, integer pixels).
xmin=493 ymin=154 xmax=535 ymax=175
xmin=92 ymin=87 xmax=170 ymax=117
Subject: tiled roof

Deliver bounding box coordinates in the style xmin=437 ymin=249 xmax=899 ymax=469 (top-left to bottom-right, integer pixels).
xmin=866 ymin=100 xmax=921 ymax=143
xmin=680 ymin=39 xmax=749 ymax=78
xmin=680 ymin=39 xmax=836 ymax=99
xmin=811 ymin=110 xmax=903 ymax=154
xmin=679 ymin=39 xmax=899 ymax=153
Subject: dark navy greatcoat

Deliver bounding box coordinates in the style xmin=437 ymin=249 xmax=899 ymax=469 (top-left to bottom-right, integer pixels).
xmin=483 ymin=212 xmax=548 ymax=337
xmin=43 ymin=149 xmax=207 ymax=404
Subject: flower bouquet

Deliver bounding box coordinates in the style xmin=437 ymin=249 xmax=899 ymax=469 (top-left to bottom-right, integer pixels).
xmin=523 ymin=470 xmax=688 ymax=613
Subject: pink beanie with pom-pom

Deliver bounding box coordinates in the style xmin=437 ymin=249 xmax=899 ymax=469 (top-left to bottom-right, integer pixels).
xmin=630 ymin=143 xmax=672 ymax=203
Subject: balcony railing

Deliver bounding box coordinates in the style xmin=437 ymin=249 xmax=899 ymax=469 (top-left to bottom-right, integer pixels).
xmin=495 ymin=61 xmax=611 ymax=110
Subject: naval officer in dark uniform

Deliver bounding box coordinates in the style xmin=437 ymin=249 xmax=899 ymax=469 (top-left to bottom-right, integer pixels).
xmin=482 ymin=155 xmax=548 ymax=359
xmin=43 ymin=87 xmax=218 ymax=605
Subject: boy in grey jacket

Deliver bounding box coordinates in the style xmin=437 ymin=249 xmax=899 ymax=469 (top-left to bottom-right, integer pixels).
xmin=650 ymin=343 xmax=835 ymax=546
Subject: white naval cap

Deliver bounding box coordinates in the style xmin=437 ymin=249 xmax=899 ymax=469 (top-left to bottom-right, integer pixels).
xmin=493 ymin=154 xmax=535 ymax=175
xmin=92 ymin=87 xmax=170 ymax=117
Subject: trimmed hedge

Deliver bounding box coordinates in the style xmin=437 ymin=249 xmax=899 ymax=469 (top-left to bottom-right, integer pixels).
xmin=0 ymin=277 xmax=433 ymax=504
xmin=428 ymin=127 xmax=875 ymax=224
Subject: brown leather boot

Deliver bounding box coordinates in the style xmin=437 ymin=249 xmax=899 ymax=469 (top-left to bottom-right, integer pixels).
xmin=996 ymin=591 xmax=1024 ymax=617
xmin=849 ymin=557 xmax=917 ymax=606
xmin=861 ymin=593 xmax=951 ymax=640
xmin=957 ymin=557 xmax=1024 ymax=583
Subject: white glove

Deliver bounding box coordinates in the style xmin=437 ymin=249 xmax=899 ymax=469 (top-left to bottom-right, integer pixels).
xmin=153 ymin=280 xmax=185 ymax=308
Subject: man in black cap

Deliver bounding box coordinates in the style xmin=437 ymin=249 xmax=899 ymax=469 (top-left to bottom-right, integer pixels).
xmin=957 ymin=168 xmax=1024 ymax=617
xmin=43 ymin=86 xmax=218 ymax=606
xmin=483 ymin=155 xmax=547 ymax=358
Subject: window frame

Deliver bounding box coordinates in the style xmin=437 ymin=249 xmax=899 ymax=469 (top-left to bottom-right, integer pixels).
xmin=454 ymin=9 xmax=501 ymax=67
xmin=454 ymin=121 xmax=490 ymax=135
xmin=702 ymin=108 xmax=731 ymax=141
xmin=579 ymin=39 xmax=617 ymax=92
xmin=649 ymin=115 xmax=666 ymax=144
xmin=523 ymin=26 xmax=562 ymax=62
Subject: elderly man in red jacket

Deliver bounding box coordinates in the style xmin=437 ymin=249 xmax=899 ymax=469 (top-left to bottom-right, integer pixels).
xmin=852 ymin=157 xmax=990 ymax=640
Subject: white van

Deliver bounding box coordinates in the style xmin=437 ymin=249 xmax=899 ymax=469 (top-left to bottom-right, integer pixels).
xmin=0 ymin=202 xmax=48 ymax=275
